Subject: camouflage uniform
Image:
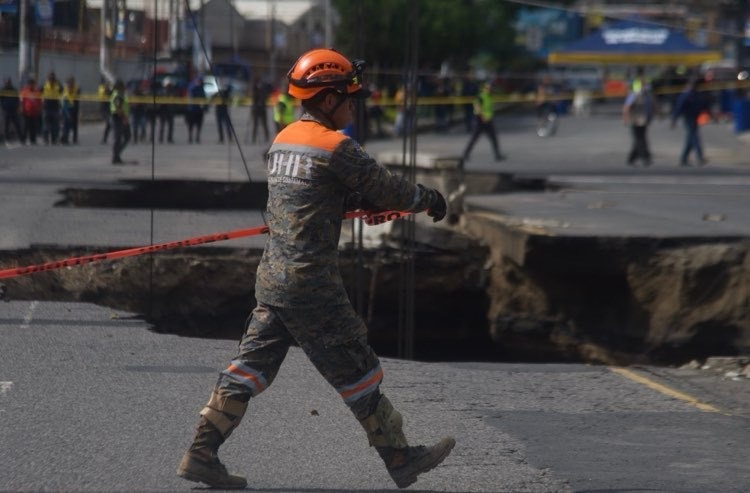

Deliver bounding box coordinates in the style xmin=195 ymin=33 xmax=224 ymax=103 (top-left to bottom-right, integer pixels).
xmin=215 ymin=113 xmax=440 ymax=419
xmin=179 ymin=48 xmax=453 ymax=490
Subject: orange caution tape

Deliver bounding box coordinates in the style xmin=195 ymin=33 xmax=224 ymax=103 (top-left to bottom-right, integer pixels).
xmin=0 ymin=210 xmax=412 ymax=280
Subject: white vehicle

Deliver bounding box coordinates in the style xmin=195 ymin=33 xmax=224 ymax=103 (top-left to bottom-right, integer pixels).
xmin=202 ymin=75 xmax=248 ymax=102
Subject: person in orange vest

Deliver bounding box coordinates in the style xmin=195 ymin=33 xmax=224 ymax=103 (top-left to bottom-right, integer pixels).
xmin=177 ymin=48 xmax=452 ymax=490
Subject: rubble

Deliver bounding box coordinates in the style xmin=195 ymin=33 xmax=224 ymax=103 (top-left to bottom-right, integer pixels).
xmin=682 ymin=356 xmax=750 ymax=381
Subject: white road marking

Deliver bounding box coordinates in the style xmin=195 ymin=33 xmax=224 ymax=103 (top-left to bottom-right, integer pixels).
xmin=20 ymin=300 xmax=39 ymax=329
xmin=0 ymin=382 xmax=13 ymax=395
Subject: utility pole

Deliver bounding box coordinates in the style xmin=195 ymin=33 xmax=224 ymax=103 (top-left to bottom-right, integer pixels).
xmin=100 ymin=0 xmax=114 ymax=83
xmin=738 ymin=0 xmax=749 ymax=68
xmin=169 ymin=0 xmax=177 ymax=55
xmin=268 ymin=1 xmax=277 ymax=84
xmin=18 ymin=0 xmax=29 ymax=81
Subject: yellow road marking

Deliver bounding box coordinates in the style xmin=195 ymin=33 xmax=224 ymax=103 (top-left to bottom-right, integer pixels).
xmin=610 ymin=367 xmax=724 ymax=414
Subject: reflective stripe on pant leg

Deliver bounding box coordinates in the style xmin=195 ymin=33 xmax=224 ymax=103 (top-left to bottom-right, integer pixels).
xmin=221 ymin=360 xmax=268 ymax=396
xmin=337 ymin=363 xmax=383 ymax=405
xmin=278 ymin=304 xmax=383 ymax=419
xmin=215 ymin=303 xmax=291 ymax=399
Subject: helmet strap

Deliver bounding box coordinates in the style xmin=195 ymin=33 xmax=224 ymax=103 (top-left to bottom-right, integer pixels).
xmin=313 ymin=89 xmax=348 ymax=128
xmin=327 ymin=91 xmax=349 ymax=120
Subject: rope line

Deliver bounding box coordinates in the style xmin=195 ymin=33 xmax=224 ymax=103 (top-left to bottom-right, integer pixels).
xmin=0 ymin=210 xmax=413 ymax=280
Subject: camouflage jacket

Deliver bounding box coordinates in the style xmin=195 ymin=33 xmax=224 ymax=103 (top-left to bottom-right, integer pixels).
xmin=255 ymin=113 xmax=438 ymax=308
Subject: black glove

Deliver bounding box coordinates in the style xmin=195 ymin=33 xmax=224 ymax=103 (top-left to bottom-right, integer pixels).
xmin=427 ymin=188 xmax=447 ymax=223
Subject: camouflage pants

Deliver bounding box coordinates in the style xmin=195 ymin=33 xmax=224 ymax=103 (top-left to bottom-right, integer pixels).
xmin=215 ymin=302 xmax=383 ymax=420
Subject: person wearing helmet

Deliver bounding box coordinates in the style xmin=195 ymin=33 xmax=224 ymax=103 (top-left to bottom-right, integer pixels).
xmin=177 ymin=48 xmax=452 ymax=490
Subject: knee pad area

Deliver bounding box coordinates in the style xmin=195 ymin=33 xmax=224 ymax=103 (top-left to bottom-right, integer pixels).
xmin=200 ymin=391 xmax=248 ymax=438
xmin=358 ymin=395 xmax=408 ymax=449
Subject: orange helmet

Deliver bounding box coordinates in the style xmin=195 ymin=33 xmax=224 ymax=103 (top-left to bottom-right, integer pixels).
xmin=287 ymin=48 xmax=369 ymax=100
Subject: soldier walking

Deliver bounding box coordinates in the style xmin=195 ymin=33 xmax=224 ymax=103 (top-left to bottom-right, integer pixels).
xmin=177 ymin=48 xmax=454 ymax=490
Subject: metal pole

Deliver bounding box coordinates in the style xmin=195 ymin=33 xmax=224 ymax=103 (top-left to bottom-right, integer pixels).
xmin=100 ymin=0 xmax=115 ymax=83
xmin=78 ymin=0 xmax=85 ymax=33
xmin=168 ymin=0 xmax=176 ymax=54
xmin=397 ymin=0 xmax=419 ymax=360
xmin=200 ymin=0 xmax=206 ymax=59
xmin=18 ymin=0 xmax=29 ymax=81
xmin=269 ymin=1 xmax=276 ymax=84
xmin=228 ymin=0 xmax=237 ymax=58
xmin=738 ymin=0 xmax=748 ymax=69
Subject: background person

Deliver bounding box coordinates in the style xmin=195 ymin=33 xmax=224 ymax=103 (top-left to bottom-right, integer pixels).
xmin=1 ymin=77 xmax=24 ymax=144
xmin=462 ymin=81 xmax=505 ymax=162
xmin=110 ymin=80 xmax=131 ymax=164
xmin=41 ymin=71 xmax=62 ymax=144
xmin=98 ymin=78 xmax=112 ymax=144
xmin=671 ymin=76 xmax=711 ymax=166
xmin=213 ymin=83 xmax=233 ymax=143
xmin=185 ymin=75 xmax=207 ymax=144
xmin=158 ymin=82 xmax=177 ymax=143
xmin=272 ymin=85 xmax=295 ymax=133
xmin=250 ymin=77 xmax=270 ymax=143
xmin=622 ymin=67 xmax=655 ymax=166
xmin=60 ymin=76 xmax=80 ymax=145
xmin=19 ymin=77 xmax=42 ymax=145
xmin=535 ymin=75 xmax=555 ymax=122
xmin=366 ymin=84 xmax=386 ymax=139
xmin=459 ymin=75 xmax=479 ymax=133
xmin=130 ymin=85 xmax=147 ymax=144
xmin=176 ymin=48 xmax=454 ymax=490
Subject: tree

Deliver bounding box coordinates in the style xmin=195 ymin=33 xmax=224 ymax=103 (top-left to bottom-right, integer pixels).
xmin=332 ymin=0 xmax=522 ymax=77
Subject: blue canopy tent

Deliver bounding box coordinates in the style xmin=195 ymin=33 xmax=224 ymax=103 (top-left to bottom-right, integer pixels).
xmin=548 ymin=20 xmax=721 ymax=65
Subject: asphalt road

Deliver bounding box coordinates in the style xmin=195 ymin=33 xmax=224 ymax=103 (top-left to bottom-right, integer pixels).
xmin=1 ymin=300 xmax=749 ymax=492
xmin=1 ymin=106 xmax=750 ymax=492
xmin=2 ymin=106 xmax=750 ymax=250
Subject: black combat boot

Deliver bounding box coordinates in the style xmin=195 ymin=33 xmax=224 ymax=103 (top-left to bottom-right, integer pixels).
xmin=177 ymin=417 xmax=247 ymax=489
xmin=376 ymin=437 xmax=456 ymax=488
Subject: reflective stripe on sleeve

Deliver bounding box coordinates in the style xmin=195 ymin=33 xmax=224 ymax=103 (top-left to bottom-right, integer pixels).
xmin=221 ymin=360 xmax=268 ymax=396
xmin=337 ymin=364 xmax=384 ymax=404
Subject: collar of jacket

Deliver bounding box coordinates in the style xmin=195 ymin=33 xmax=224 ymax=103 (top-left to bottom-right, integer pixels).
xmin=300 ymin=111 xmax=337 ymax=130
